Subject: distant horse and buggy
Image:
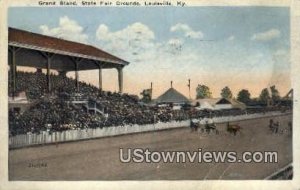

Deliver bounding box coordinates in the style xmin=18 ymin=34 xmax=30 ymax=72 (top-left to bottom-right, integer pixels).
xmin=189 ymin=118 xmax=242 ymax=136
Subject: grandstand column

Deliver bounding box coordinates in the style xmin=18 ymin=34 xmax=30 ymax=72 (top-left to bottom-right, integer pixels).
xmin=117 ymin=67 xmax=123 ymax=93
xmin=46 ymin=54 xmax=53 ymax=93
xmin=47 ymin=57 xmax=51 ymax=92
xmin=75 ymin=61 xmax=79 ymax=91
xmin=9 ymin=46 xmax=20 ymax=98
xmin=98 ymin=65 xmax=102 ymax=91
xmin=72 ymin=58 xmax=83 ymax=92
xmin=39 ymin=52 xmax=55 ymax=93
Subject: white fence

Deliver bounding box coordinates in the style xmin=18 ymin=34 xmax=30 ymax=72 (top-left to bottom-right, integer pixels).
xmin=9 ymin=111 xmax=290 ymax=148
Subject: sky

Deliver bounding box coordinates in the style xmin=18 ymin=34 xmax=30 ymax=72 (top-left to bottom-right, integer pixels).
xmin=8 ymin=7 xmax=291 ymax=99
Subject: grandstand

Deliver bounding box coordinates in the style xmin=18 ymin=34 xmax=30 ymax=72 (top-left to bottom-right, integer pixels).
xmin=8 ymin=27 xmax=138 ymax=135
xmin=8 ymin=27 xmax=128 ymax=96
xmin=8 ymin=69 xmax=289 ymax=137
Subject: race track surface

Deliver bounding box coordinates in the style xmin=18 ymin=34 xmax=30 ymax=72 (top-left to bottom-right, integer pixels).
xmin=9 ymin=114 xmax=292 ymax=180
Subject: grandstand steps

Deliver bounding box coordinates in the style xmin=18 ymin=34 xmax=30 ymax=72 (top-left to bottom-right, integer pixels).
xmin=83 ymin=104 xmax=105 ymax=115
xmin=68 ymin=99 xmax=106 ymax=116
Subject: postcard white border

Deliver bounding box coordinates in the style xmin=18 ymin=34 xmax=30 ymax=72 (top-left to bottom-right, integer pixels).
xmin=0 ymin=0 xmax=299 ymax=189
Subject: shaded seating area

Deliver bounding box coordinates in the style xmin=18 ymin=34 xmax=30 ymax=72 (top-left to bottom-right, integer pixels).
xmin=8 ymin=27 xmax=129 ymax=98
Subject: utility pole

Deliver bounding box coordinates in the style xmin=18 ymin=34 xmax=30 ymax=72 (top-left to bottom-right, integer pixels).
xmin=188 ymin=79 xmax=191 ymax=99
xmin=150 ymin=82 xmax=153 ymax=100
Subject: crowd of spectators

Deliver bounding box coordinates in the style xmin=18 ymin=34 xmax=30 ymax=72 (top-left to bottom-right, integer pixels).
xmin=8 ymin=71 xmax=291 ymax=136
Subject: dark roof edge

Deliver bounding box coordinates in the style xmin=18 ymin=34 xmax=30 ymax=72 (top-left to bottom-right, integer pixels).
xmin=8 ymin=27 xmax=129 ymax=65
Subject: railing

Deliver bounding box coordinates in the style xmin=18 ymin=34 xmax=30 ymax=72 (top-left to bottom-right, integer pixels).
xmin=64 ymin=97 xmax=105 ymax=115
xmin=83 ymin=100 xmax=105 ymax=115
xmin=9 ymin=120 xmax=189 ymax=148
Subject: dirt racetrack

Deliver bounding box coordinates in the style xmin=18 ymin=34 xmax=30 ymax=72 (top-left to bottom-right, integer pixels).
xmin=9 ymin=114 xmax=292 ymax=180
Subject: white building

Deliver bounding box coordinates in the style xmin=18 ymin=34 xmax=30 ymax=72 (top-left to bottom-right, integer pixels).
xmin=192 ymin=98 xmax=246 ymax=110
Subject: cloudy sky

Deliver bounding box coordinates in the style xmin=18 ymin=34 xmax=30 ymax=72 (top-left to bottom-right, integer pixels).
xmin=8 ymin=7 xmax=290 ymax=98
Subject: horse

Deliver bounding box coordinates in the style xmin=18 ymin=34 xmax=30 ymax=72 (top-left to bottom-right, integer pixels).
xmin=202 ymin=122 xmax=219 ymax=135
xmin=190 ymin=119 xmax=199 ymax=132
xmin=226 ymin=122 xmax=241 ymax=136
xmin=269 ymin=119 xmax=279 ymax=134
xmin=269 ymin=119 xmax=274 ymax=132
xmin=278 ymin=122 xmax=292 ymax=135
xmin=273 ymin=122 xmax=279 ymax=134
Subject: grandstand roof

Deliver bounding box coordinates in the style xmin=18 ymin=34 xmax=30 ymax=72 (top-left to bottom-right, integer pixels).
xmin=8 ymin=27 xmax=129 ymax=71
xmin=155 ymin=88 xmax=190 ymax=104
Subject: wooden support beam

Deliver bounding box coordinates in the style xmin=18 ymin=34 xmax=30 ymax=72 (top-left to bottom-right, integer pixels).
xmin=11 ymin=48 xmax=16 ymax=98
xmin=47 ymin=56 xmax=51 ymax=93
xmin=71 ymin=57 xmax=83 ymax=92
xmin=94 ymin=61 xmax=105 ymax=92
xmin=9 ymin=47 xmax=21 ymax=98
xmin=98 ymin=65 xmax=102 ymax=91
xmin=39 ymin=52 xmax=55 ymax=93
xmin=117 ymin=67 xmax=123 ymax=93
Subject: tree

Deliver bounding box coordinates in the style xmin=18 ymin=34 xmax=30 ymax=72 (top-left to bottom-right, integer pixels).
xmin=270 ymin=85 xmax=280 ymax=101
xmin=237 ymin=89 xmax=251 ymax=104
xmin=259 ymin=88 xmax=270 ymax=104
xmin=196 ymin=84 xmax=212 ymax=99
xmin=220 ymin=86 xmax=233 ymax=99
xmin=140 ymin=88 xmax=152 ymax=103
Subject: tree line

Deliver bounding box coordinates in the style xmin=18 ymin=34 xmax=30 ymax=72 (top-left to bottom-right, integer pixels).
xmin=196 ymin=84 xmax=281 ymax=105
